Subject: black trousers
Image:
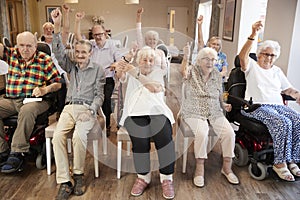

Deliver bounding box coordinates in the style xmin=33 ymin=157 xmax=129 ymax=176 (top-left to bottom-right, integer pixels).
xmin=102 ymin=77 xmax=115 ymax=128
xmin=124 ymin=115 xmax=175 ymax=175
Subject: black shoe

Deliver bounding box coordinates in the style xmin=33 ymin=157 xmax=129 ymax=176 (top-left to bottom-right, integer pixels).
xmin=0 ymin=149 xmax=10 ymax=167
xmin=55 ymin=182 xmax=73 ymax=200
xmin=1 ymin=152 xmax=24 ymax=173
xmin=73 ymin=174 xmax=85 ymax=196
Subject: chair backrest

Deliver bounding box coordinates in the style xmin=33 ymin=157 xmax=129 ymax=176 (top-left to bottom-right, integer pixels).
xmin=37 ymin=42 xmax=51 ymax=55
xmin=225 ymin=54 xmax=257 ymax=121
xmin=156 ymin=43 xmax=171 ymax=61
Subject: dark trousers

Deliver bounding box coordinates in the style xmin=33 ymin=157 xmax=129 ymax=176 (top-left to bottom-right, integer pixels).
xmin=102 ymin=77 xmax=115 ymax=128
xmin=124 ymin=115 xmax=175 ymax=175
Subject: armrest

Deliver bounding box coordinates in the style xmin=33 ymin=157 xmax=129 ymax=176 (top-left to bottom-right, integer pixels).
xmin=227 ymin=95 xmax=261 ymax=113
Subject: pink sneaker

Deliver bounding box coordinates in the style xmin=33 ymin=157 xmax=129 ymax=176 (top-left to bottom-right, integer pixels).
xmin=161 ymin=180 xmax=175 ymax=199
xmin=130 ymin=178 xmax=148 ymax=196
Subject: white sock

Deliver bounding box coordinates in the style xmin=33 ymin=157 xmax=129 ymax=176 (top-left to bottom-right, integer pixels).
xmin=160 ymin=173 xmax=173 ymax=183
xmin=137 ymin=172 xmax=151 ymax=184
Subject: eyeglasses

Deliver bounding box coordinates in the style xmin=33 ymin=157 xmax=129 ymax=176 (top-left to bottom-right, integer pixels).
xmin=201 ymin=57 xmax=217 ymax=63
xmin=93 ymin=32 xmax=105 ymax=37
xmin=260 ymin=53 xmax=277 ymax=58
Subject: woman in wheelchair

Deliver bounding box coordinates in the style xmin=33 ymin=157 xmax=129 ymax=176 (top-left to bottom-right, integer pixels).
xmin=238 ymin=21 xmax=300 ymax=182
xmin=181 ymin=47 xmax=239 ymax=187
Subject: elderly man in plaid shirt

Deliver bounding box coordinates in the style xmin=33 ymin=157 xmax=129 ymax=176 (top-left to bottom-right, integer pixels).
xmin=0 ymin=31 xmax=61 ymax=173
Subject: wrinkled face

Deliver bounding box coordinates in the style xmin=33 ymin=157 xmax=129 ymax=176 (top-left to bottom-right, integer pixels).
xmin=208 ymin=38 xmax=221 ymax=52
xmin=257 ymin=47 xmax=277 ymax=69
xmin=199 ymin=53 xmax=217 ymax=72
xmin=139 ymin=55 xmax=155 ymax=75
xmin=17 ymin=34 xmax=37 ymax=62
xmin=75 ymin=43 xmax=92 ymax=66
xmin=145 ymin=35 xmax=158 ymax=48
xmin=92 ymin=26 xmax=106 ymax=46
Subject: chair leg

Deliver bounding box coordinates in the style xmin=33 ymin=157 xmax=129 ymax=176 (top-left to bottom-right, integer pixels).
xmin=117 ymin=141 xmax=122 ymax=179
xmin=126 ymin=141 xmax=130 ymax=156
xmin=182 ymin=137 xmax=189 ymax=173
xmin=93 ymin=139 xmax=99 ymax=178
xmin=46 ymin=137 xmax=52 ymax=175
xmin=102 ymin=128 xmax=107 ymax=155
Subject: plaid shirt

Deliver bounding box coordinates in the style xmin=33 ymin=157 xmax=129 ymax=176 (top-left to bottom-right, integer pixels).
xmin=3 ymin=47 xmax=61 ymax=98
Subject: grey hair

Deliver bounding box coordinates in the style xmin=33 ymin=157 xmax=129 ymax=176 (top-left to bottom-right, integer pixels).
xmin=75 ymin=40 xmax=93 ymax=52
xmin=144 ymin=31 xmax=159 ymax=41
xmin=257 ymin=40 xmax=281 ymax=58
xmin=196 ymin=47 xmax=218 ymax=65
xmin=136 ymin=46 xmax=156 ymax=64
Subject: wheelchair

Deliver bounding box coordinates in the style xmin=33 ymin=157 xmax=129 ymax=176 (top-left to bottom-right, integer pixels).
xmin=1 ymin=42 xmax=65 ymax=170
xmin=225 ymin=54 xmax=295 ymax=180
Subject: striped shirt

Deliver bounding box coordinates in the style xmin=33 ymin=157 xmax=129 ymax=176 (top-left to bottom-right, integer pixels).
xmin=3 ymin=47 xmax=61 ymax=98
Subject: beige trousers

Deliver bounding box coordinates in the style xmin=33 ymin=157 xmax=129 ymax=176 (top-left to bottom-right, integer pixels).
xmin=52 ymin=104 xmax=95 ymax=184
xmin=185 ymin=116 xmax=235 ymax=159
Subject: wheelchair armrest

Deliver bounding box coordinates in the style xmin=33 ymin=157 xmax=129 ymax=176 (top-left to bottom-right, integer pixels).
xmin=281 ymin=93 xmax=296 ymax=101
xmin=227 ymin=95 xmax=261 ymax=113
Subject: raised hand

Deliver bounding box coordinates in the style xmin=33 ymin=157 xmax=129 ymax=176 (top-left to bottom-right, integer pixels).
xmin=75 ymin=11 xmax=85 ymax=22
xmin=137 ymin=8 xmax=144 ymax=16
xmin=252 ymin=21 xmax=263 ymax=35
xmin=62 ymin=4 xmax=71 ymax=13
xmin=197 ymin=15 xmax=204 ymax=25
xmin=51 ymin=8 xmax=62 ymax=25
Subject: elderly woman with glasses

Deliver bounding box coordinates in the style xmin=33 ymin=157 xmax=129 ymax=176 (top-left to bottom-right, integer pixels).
xmin=239 ymin=21 xmax=300 ymax=182
xmin=180 ymin=47 xmax=239 ymax=188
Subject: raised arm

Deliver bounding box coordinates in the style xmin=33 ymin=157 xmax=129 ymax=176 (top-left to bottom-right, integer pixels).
xmin=74 ymin=11 xmax=85 ymax=41
xmin=136 ymin=8 xmax=144 ymax=49
xmin=61 ymin=4 xmax=71 ymax=45
xmin=181 ymin=42 xmax=191 ymax=78
xmin=197 ymin=15 xmax=205 ymax=50
xmin=238 ymin=21 xmax=263 ymax=71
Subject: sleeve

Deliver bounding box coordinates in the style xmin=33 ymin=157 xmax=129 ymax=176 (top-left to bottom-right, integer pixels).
xmin=90 ymin=66 xmax=106 ymax=113
xmin=278 ymin=68 xmax=292 ymax=91
xmin=43 ymin=54 xmax=61 ymax=84
xmin=52 ymin=33 xmax=73 ymax=73
xmin=136 ymin=22 xmax=144 ymax=49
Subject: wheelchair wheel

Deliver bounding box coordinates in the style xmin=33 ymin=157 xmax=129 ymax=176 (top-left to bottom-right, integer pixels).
xmin=233 ymin=143 xmax=249 ymax=166
xmin=248 ymin=162 xmax=267 ymax=180
xmin=36 ymin=143 xmax=46 ymax=169
xmin=36 ymin=153 xmax=46 ymax=169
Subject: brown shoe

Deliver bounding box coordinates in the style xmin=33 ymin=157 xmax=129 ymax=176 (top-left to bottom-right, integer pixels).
xmin=73 ymin=174 xmax=85 ymax=196
xmin=161 ymin=180 xmax=175 ymax=199
xmin=130 ymin=178 xmax=149 ymax=196
xmin=55 ymin=183 xmax=73 ymax=200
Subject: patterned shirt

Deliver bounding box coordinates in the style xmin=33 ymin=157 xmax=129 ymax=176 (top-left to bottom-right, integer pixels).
xmin=3 ymin=47 xmax=61 ymax=98
xmin=215 ymin=51 xmax=228 ymax=72
xmin=181 ymin=65 xmax=224 ymax=121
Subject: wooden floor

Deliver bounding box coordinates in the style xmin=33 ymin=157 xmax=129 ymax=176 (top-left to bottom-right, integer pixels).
xmin=1 ymin=64 xmax=300 ymax=200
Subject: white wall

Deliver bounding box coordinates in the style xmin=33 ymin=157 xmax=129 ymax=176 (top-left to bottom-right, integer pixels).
xmin=287 ymin=0 xmax=300 ymax=112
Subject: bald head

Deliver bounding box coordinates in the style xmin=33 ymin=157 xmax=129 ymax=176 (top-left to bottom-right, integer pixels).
xmin=16 ymin=31 xmax=37 ymax=62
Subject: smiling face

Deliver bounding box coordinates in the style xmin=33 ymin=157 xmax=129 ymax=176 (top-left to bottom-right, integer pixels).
xmin=196 ymin=47 xmax=218 ymax=74
xmin=16 ymin=32 xmax=37 ymax=62
xmin=144 ymin=31 xmax=159 ymax=49
xmin=139 ymin=55 xmax=155 ymax=75
xmin=92 ymin=25 xmax=107 ymax=47
xmin=42 ymin=22 xmax=54 ymax=43
xmin=207 ymin=37 xmax=222 ymax=52
xmin=74 ymin=40 xmax=93 ymax=68
xmin=257 ymin=47 xmax=277 ymax=69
